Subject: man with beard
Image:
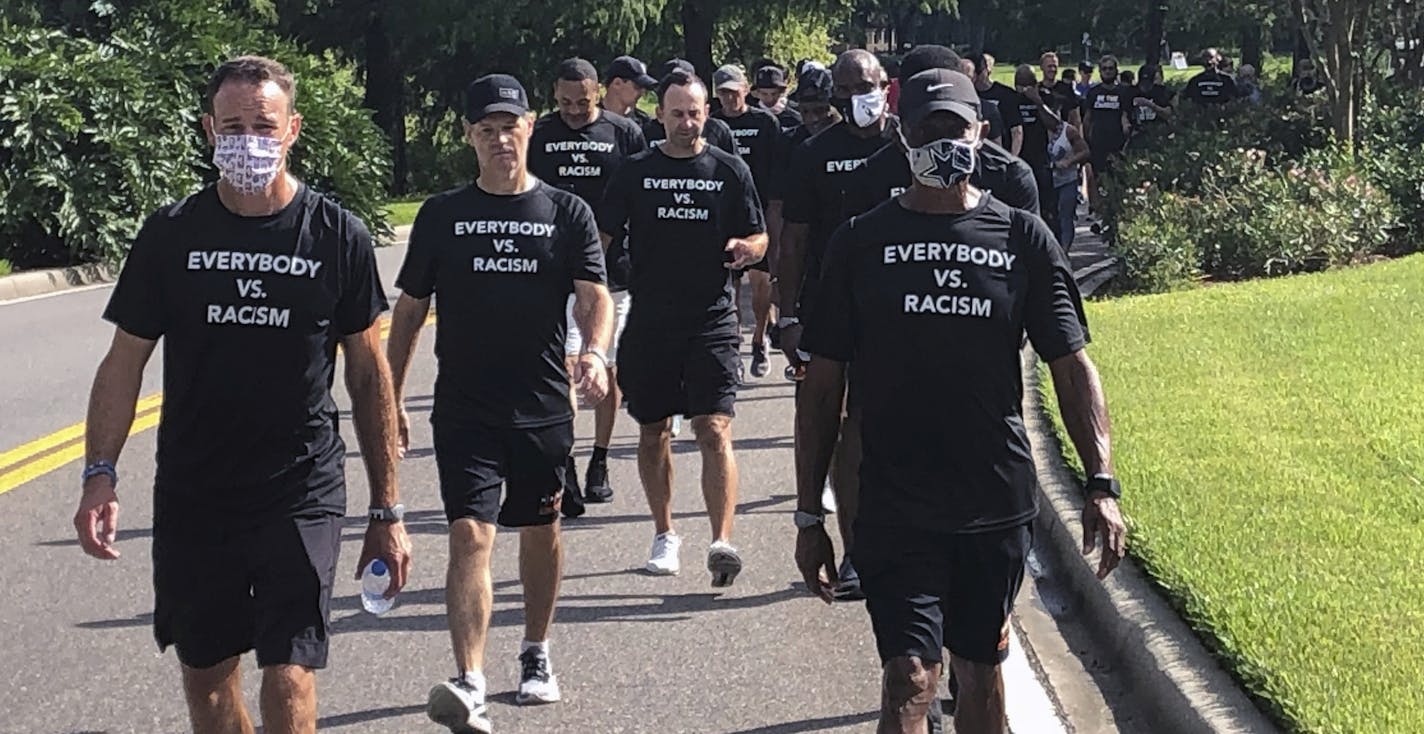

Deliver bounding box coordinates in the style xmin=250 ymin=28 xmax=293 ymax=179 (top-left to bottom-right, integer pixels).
xmin=1083 ymin=55 xmax=1131 ymax=211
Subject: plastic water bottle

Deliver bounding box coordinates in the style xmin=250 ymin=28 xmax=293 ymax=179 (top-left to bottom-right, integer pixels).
xmin=360 ymin=559 xmax=395 ymax=615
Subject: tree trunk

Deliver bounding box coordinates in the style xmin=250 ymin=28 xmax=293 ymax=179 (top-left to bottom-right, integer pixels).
xmin=1296 ymin=0 xmax=1368 ymax=151
xmin=1144 ymin=0 xmax=1167 ymax=64
xmin=681 ymin=0 xmax=716 ymax=82
xmin=362 ymin=12 xmax=408 ymax=195
xmin=1241 ymin=22 xmax=1263 ymax=69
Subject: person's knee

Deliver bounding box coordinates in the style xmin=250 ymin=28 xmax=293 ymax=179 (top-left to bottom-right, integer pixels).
xmin=262 ymin=664 xmax=315 ymax=698
xmin=639 ymin=420 xmax=671 ymax=450
xmin=882 ymin=656 xmax=939 ymax=712
xmin=450 ymin=518 xmax=496 ymax=557
xmin=691 ymin=415 xmax=732 ymax=453
xmin=518 ymin=522 xmax=560 ymax=549
xmin=182 ymin=657 xmax=242 ymax=702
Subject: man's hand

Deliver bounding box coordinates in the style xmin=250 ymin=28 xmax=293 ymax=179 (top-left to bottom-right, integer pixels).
xmin=1020 ymin=85 xmax=1043 ymax=105
xmin=574 ymin=353 xmax=610 ymax=405
xmin=74 ymin=477 xmax=121 ymax=560
xmin=780 ymin=323 xmax=805 ymax=368
xmin=396 ymin=403 xmax=412 ymax=459
xmin=355 ymin=520 xmax=413 ymax=599
xmin=1082 ymin=491 xmax=1126 ymax=579
xmin=724 ymin=238 xmax=764 ymax=270
xmin=795 ymin=524 xmax=839 ymax=604
xmin=1132 ymin=96 xmax=1152 ymax=108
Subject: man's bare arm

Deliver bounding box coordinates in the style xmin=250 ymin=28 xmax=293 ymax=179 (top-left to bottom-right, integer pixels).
xmin=1009 ymin=126 xmax=1024 ymax=156
xmin=84 ymin=329 xmax=157 ymax=468
xmin=572 ymin=280 xmax=614 ymax=354
xmin=1048 ymin=349 xmax=1112 ymax=476
xmin=342 ymin=322 xmax=400 ymax=508
xmin=796 ymin=358 xmax=846 ymax=514
xmin=765 ymin=201 xmax=784 ymax=277
xmin=778 ymin=222 xmax=810 ymax=315
xmin=386 ymin=294 xmax=431 ymax=404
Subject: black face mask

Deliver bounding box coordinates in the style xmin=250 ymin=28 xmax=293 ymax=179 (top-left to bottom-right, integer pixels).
xmin=830 ymin=95 xmax=853 ymax=122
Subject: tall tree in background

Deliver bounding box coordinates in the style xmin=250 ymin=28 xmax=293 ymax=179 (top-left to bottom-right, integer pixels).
xmin=1295 ymin=0 xmax=1379 ymax=148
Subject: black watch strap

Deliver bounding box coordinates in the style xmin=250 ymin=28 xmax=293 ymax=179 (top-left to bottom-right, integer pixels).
xmin=1085 ymin=475 xmax=1122 ymax=500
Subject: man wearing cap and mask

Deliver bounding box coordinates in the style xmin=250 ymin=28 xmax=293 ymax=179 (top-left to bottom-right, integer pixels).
xmin=712 ymin=64 xmax=782 ymax=380
xmin=751 ymin=64 xmax=803 ymax=132
xmin=641 ymin=59 xmax=740 ymax=156
xmin=602 ymin=55 xmax=659 ymax=127
xmin=846 ymin=44 xmax=1040 ymax=222
xmin=795 ymin=68 xmax=1128 ymax=734
xmin=386 ymin=73 xmax=614 ymax=734
xmin=77 ymin=54 xmax=409 ymax=734
xmin=528 ymin=57 xmax=645 ymax=514
xmin=777 ymin=48 xmax=897 ymax=602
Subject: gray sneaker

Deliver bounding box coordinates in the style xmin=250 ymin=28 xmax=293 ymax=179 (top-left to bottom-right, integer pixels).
xmin=428 ymin=677 xmax=492 ymax=734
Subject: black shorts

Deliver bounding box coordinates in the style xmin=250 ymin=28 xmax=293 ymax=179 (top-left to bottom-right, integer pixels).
xmin=856 ymin=522 xmax=1033 ymax=666
xmin=434 ymin=420 xmax=573 ymax=527
xmin=1091 ymin=148 xmax=1120 ymax=177
xmin=618 ymin=330 xmax=739 ymax=424
xmin=153 ymin=513 xmax=341 ymax=670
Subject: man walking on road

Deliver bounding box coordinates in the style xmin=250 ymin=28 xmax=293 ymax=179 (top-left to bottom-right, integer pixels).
xmin=601 ymin=55 xmax=659 ymax=127
xmin=528 ymin=57 xmax=645 ymax=513
xmin=385 ymin=74 xmax=614 ymax=734
xmin=794 ymin=68 xmax=1128 ymax=734
xmin=712 ymin=63 xmax=782 ymax=380
xmin=597 ymin=69 xmax=768 ymax=586
xmin=74 ymin=55 xmax=411 ymax=734
xmin=779 ymin=48 xmax=897 ymax=600
xmin=642 ymin=59 xmax=741 ymax=157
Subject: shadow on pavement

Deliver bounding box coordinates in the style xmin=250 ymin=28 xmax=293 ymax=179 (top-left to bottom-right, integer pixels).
xmin=330 ymin=586 xmax=806 ymax=634
xmin=312 ymin=703 xmax=426 ymax=729
xmin=36 ymin=527 xmax=152 ymax=548
xmin=723 ymin=711 xmax=880 ymax=733
xmin=75 ymin=612 xmax=153 ymax=630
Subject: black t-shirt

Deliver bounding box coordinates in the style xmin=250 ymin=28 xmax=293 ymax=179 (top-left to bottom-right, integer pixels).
xmin=642 ymin=116 xmax=741 ymax=157
xmin=713 ymin=106 xmax=782 ymax=205
xmin=765 ymin=123 xmax=817 ymax=203
xmin=982 ymin=97 xmax=1006 ymax=143
xmin=603 ymin=103 xmax=654 ymax=129
xmin=397 ymin=182 xmax=606 ymax=429
xmin=1045 ymin=80 xmax=1080 ymax=119
xmin=528 ymin=111 xmax=644 ymax=292
xmin=802 ymin=195 xmax=1088 ymax=533
xmin=979 ymin=83 xmax=1023 ymax=137
xmin=1084 ymin=83 xmax=1130 ymax=152
xmin=102 ymin=185 xmax=387 ymax=519
xmin=844 ymin=141 xmax=1041 ymax=222
xmin=1183 ymin=70 xmax=1238 ymax=104
xmin=1132 ymin=84 xmax=1175 ymax=126
xmin=782 ymin=119 xmax=899 ymax=265
xmin=750 ymin=98 xmax=803 ymax=132
xmin=1015 ymin=95 xmax=1050 ymax=169
xmin=597 ymin=146 xmax=764 ymax=337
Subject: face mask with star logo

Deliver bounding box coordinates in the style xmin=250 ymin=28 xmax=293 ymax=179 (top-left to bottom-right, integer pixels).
xmin=902 ymin=135 xmax=978 ymax=189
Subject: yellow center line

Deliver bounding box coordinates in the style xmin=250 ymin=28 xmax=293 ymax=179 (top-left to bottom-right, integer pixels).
xmin=0 ymin=313 xmax=434 ymax=497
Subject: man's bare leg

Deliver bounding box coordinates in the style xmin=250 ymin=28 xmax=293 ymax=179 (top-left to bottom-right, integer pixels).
xmin=259 ymin=664 xmax=317 ymax=734
xmin=950 ymin=655 xmax=1007 ymax=734
xmin=638 ymin=419 xmax=675 ymax=534
xmin=182 ymin=657 xmax=255 ymax=734
xmin=878 ymin=656 xmax=942 ymax=734
xmin=447 ymin=519 xmax=497 ymax=675
xmin=593 ymin=370 xmax=620 ymax=449
xmin=749 ymin=270 xmax=773 ymax=349
xmin=691 ymin=414 xmax=737 ymax=542
xmin=519 ymin=522 xmax=562 ymax=642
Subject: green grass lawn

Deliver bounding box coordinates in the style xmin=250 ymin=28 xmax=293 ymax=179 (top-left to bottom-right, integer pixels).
xmin=385 ymin=199 xmax=422 ymax=227
xmin=1049 ymin=255 xmax=1424 ymax=732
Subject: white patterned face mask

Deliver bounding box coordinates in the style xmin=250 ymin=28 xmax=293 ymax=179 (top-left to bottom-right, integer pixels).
xmin=212 ymin=134 xmax=285 ymax=195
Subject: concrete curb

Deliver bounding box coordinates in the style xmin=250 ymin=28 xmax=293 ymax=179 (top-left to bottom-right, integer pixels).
xmin=1021 ymin=279 xmax=1281 ymax=732
xmin=0 ymin=262 xmax=116 ymax=303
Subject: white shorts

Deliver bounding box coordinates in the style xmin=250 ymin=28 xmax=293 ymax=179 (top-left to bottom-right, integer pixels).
xmin=565 ymin=290 xmax=632 ymax=363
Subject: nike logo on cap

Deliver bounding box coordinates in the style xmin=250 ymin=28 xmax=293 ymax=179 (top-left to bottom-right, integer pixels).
xmin=927 ymin=83 xmax=955 ymax=92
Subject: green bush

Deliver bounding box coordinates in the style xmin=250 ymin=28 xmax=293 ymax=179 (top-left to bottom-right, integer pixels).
xmin=1363 ymin=87 xmax=1424 ymax=248
xmin=0 ymin=2 xmax=391 ymax=268
xmin=1107 ymin=186 xmax=1202 ymax=294
xmin=0 ymin=259 xmax=12 ymax=276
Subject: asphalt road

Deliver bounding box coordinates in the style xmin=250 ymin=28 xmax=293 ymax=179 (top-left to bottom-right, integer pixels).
xmin=0 ymin=241 xmax=1114 ymax=734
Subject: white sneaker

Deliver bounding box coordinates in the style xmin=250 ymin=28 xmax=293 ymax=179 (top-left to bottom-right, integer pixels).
xmin=428 ymin=676 xmax=492 ymax=734
xmin=516 ymin=646 xmax=562 ymax=705
xmin=645 ymin=531 xmax=682 ymax=575
xmin=820 ymin=480 xmax=838 ymax=515
xmin=670 ymin=415 xmax=683 ymax=438
xmin=707 ymin=540 xmax=743 ymax=588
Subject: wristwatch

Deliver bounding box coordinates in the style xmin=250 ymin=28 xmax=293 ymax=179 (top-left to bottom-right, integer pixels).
xmin=81 ymin=460 xmax=118 ymax=488
xmin=794 ymin=510 xmax=825 ymax=529
xmin=369 ymin=504 xmax=406 ymax=522
xmin=1085 ymin=474 xmax=1122 ymax=500
xmin=581 ymin=347 xmax=610 ymax=368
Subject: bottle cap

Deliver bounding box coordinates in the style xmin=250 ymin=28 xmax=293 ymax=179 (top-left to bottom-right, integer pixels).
xmin=370 ymin=559 xmax=388 ymax=576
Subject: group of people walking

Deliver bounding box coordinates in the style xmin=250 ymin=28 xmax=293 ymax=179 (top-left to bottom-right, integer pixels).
xmin=72 ymin=44 xmax=1128 ymax=734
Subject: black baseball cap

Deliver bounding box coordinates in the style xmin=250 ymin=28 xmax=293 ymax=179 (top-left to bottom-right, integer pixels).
xmin=465 ymin=74 xmax=529 ymax=123
xmin=605 ymin=55 xmax=658 ymax=89
xmin=754 ymin=66 xmax=788 ymax=90
xmin=791 ymin=67 xmax=832 ymax=103
xmin=899 ymin=69 xmax=981 ymax=128
xmin=658 ymin=58 xmax=696 ymax=79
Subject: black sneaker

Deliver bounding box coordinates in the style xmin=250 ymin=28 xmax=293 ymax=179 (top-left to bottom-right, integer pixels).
xmin=768 ymin=322 xmax=782 ymax=350
xmin=584 ymin=459 xmax=613 ymax=503
xmin=750 ymin=343 xmax=771 ymax=378
xmin=561 ymin=456 xmax=586 ymax=519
